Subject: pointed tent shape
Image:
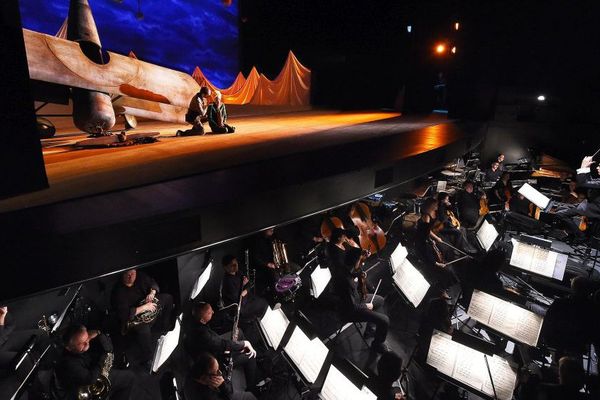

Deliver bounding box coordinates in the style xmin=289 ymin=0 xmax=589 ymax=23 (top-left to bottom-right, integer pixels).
xmin=55 ymin=17 xmax=68 ymax=39
xmin=128 ymin=50 xmax=138 ymax=59
xmin=221 ymin=72 xmax=246 ymax=95
xmin=223 ymin=67 xmax=260 ymax=104
xmin=191 ymin=66 xmax=218 ymax=91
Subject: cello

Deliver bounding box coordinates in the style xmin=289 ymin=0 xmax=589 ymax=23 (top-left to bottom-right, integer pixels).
xmin=348 ymin=202 xmax=387 ymax=255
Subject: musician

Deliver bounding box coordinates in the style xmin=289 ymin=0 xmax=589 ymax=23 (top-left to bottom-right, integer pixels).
xmin=110 ymin=269 xmax=174 ymax=365
xmin=560 ymin=180 xmax=582 ymax=205
xmin=327 ymin=228 xmax=390 ymax=353
xmin=184 ymin=352 xmax=256 ymax=400
xmin=55 ymin=325 xmax=135 ymax=400
xmin=519 ymin=356 xmax=587 ymax=400
xmin=184 ymin=302 xmax=260 ymax=393
xmin=414 ymin=198 xmax=456 ymax=299
xmin=436 ymin=192 xmax=476 ymax=255
xmin=496 ymin=153 xmax=506 ymax=172
xmin=221 ymin=255 xmax=268 ymax=327
xmin=250 ymin=228 xmax=279 ymax=296
xmin=208 ymin=91 xmax=235 ymax=133
xmin=454 ymin=180 xmax=481 ymax=228
xmin=416 ymin=297 xmax=453 ymax=363
xmin=557 ymin=155 xmax=600 ymax=239
xmin=491 ymin=172 xmax=512 ymax=207
xmin=367 ymin=350 xmax=406 ymax=400
xmin=176 ymin=86 xmax=211 ymax=136
xmin=484 ymin=161 xmax=502 ymax=182
xmin=509 ymin=192 xmax=531 ymax=215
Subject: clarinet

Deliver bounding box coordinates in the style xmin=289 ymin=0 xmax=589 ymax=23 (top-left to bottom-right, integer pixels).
xmin=245 ymin=249 xmax=255 ymax=295
xmin=224 ymin=291 xmax=244 ymax=382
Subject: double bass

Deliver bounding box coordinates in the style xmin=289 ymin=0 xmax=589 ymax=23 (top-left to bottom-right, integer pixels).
xmin=348 ymin=202 xmax=387 ymax=255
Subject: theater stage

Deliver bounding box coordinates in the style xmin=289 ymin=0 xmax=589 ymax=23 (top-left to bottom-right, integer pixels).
xmin=3 ymin=108 xmax=451 ymax=212
xmin=0 ymin=109 xmax=483 ymax=301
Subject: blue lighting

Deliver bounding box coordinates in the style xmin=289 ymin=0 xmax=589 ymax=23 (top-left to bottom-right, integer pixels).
xmin=19 ymin=0 xmax=239 ymax=88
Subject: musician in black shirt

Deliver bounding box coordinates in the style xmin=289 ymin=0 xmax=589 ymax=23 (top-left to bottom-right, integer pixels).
xmin=484 ymin=161 xmax=502 ymax=182
xmin=184 ymin=302 xmax=259 ymax=392
xmin=454 ymin=180 xmax=481 ymax=228
xmin=221 ymin=255 xmax=268 ymax=328
xmin=110 ymin=269 xmax=174 ymax=364
xmin=56 ymin=325 xmax=135 ymax=400
xmin=184 ymin=352 xmax=256 ymax=400
xmin=250 ymin=228 xmax=279 ymax=296
xmin=327 ymin=228 xmax=389 ymax=353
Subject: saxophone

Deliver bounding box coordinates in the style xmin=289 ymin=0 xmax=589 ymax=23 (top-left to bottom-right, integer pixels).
xmin=77 ymin=352 xmax=113 ymax=400
xmin=272 ymin=239 xmax=289 ymax=271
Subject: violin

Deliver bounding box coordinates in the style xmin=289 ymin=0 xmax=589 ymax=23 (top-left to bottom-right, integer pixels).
xmin=320 ymin=216 xmax=361 ymax=247
xmin=447 ymin=209 xmax=461 ymax=229
xmin=479 ymin=196 xmax=489 ymax=216
xmin=348 ymin=202 xmax=387 ymax=255
xmin=351 ymin=243 xmax=371 ymax=301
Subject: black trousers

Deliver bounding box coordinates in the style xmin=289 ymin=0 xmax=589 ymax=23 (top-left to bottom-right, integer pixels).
xmin=232 ymin=352 xmax=258 ymax=390
xmin=342 ymin=294 xmax=389 ymax=344
xmin=108 ymin=369 xmax=136 ymax=400
xmin=210 ymin=123 xmax=235 ymax=133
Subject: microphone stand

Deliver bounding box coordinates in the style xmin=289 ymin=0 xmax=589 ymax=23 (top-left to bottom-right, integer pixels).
xmin=483 ymin=354 xmax=499 ymax=400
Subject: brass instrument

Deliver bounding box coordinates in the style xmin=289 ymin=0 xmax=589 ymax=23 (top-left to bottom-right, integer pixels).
xmin=124 ymin=297 xmax=161 ymax=333
xmin=272 ymin=239 xmax=289 ymax=270
xmin=78 ymin=352 xmax=113 ymax=400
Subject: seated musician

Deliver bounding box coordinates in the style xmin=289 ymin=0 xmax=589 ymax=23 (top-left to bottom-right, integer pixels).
xmin=557 ymin=155 xmax=600 ymax=240
xmin=221 ymin=255 xmax=268 ymax=328
xmin=327 ymin=228 xmax=390 ymax=353
xmin=491 ymin=172 xmax=512 ymax=208
xmin=55 ymin=325 xmax=135 ymax=400
xmin=560 ymin=180 xmax=582 ymax=205
xmin=414 ymin=198 xmax=456 ymax=299
xmin=436 ymin=192 xmax=477 ymax=255
xmin=250 ymin=228 xmax=279 ymax=296
xmin=184 ymin=352 xmax=256 ymax=400
xmin=454 ymin=180 xmax=481 ymax=228
xmin=208 ymin=91 xmax=235 ymax=134
xmin=519 ymin=356 xmax=587 ymax=400
xmin=367 ymin=350 xmax=406 ymax=400
xmin=110 ymin=269 xmax=174 ymax=366
xmin=184 ymin=302 xmax=261 ymax=395
xmin=509 ymin=192 xmax=531 ymax=215
xmin=176 ymin=86 xmax=211 ymax=136
xmin=484 ymin=161 xmax=502 ymax=182
xmin=496 ymin=153 xmax=506 ymax=172
xmin=416 ymin=297 xmax=453 ymax=363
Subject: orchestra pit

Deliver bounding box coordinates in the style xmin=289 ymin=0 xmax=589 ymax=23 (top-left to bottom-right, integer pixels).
xmin=1 ymin=1 xmax=599 ymax=399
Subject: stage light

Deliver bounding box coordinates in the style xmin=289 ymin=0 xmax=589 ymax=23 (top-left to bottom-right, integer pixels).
xmin=537 ymin=95 xmax=546 ymax=101
xmin=435 ymin=43 xmax=446 ymax=54
xmin=451 ymin=46 xmax=457 ymax=54
xmin=407 ymin=25 xmax=412 ymax=33
xmin=454 ymin=22 xmax=460 ymax=30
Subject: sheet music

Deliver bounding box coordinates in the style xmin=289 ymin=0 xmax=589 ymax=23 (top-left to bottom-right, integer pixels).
xmin=510 ymin=239 xmax=566 ymax=280
xmin=311 ymin=265 xmax=332 ymax=299
xmin=476 ymin=220 xmax=498 ymax=251
xmin=320 ymin=365 xmax=365 ymax=400
xmin=284 ymin=326 xmax=328 ymax=383
xmin=427 ymin=330 xmax=517 ymax=400
xmin=518 ymin=183 xmax=550 ymax=210
xmin=152 ymin=318 xmax=181 ymax=372
xmin=389 ymin=243 xmax=408 ymax=273
xmin=392 ymin=258 xmax=430 ymax=307
xmin=426 ymin=331 xmax=458 ymax=377
xmin=481 ymin=355 xmax=518 ymax=400
xmin=259 ymin=306 xmax=290 ymax=349
xmin=468 ymin=290 xmax=544 ymax=346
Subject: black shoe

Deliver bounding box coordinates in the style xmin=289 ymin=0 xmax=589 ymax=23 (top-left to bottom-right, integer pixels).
xmin=251 ymin=378 xmax=272 ymax=396
xmin=371 ymin=342 xmax=390 ymax=353
xmin=175 ymin=130 xmax=183 ymax=137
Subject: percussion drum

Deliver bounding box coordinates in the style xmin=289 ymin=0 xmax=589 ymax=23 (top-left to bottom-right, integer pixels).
xmin=274 ymin=274 xmax=302 ymax=302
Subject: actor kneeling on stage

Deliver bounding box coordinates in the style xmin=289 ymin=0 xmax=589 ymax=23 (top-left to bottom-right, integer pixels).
xmin=221 ymin=255 xmax=268 ymax=329
xmin=327 ymin=228 xmax=390 ymax=353
xmin=55 ymin=325 xmax=135 ymax=400
xmin=185 ymin=352 xmax=256 ymax=400
xmin=184 ymin=302 xmax=264 ymax=395
xmin=208 ymin=91 xmax=235 ymax=134
xmin=176 ymin=86 xmax=212 ymax=136
xmin=110 ymin=269 xmax=174 ymax=366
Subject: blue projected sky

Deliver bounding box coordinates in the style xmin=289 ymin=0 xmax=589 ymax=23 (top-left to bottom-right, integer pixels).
xmin=19 ymin=0 xmax=239 ymax=88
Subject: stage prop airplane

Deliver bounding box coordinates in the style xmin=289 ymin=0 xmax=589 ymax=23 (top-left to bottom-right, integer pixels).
xmin=25 ymin=0 xmax=201 ymax=143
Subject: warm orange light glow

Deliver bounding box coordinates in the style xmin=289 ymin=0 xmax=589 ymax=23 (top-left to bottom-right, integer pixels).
xmin=435 ymin=44 xmax=446 ymax=54
xmin=454 ymin=22 xmax=460 ymax=30
xmin=451 ymin=46 xmax=457 ymax=54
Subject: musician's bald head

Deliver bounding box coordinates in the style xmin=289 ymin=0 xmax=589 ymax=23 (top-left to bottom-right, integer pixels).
xmin=192 ymin=302 xmax=214 ymax=324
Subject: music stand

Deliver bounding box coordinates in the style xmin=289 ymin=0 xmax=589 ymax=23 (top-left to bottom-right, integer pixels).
xmin=150 ymin=315 xmax=182 ymax=373
xmin=476 ymin=219 xmax=499 ymax=252
xmin=518 ymin=183 xmax=551 ymax=211
xmin=190 ymin=261 xmax=212 ymax=300
xmin=310 ymin=264 xmax=332 ymax=299
xmin=258 ymin=304 xmax=291 ymax=351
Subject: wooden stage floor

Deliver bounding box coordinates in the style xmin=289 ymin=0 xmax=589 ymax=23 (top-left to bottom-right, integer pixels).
xmin=0 ymin=109 xmax=459 ymax=212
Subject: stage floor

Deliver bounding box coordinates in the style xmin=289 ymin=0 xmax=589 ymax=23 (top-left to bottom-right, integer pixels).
xmin=0 ymin=109 xmax=460 ymax=212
